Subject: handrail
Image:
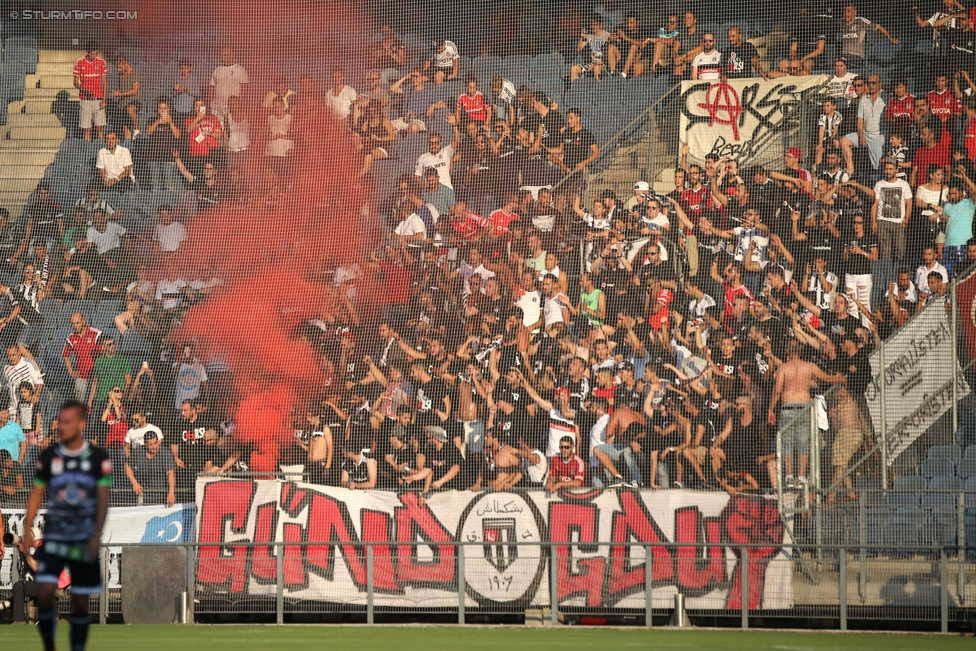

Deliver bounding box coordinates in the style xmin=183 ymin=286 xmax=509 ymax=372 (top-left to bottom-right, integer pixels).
xmin=550 ymin=80 xmax=684 ymax=196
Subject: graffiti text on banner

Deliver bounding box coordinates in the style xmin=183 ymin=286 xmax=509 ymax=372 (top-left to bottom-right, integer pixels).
xmin=865 ymin=296 xmax=971 ymax=463
xmin=194 ymin=478 xmax=793 ymax=610
xmin=679 ymin=76 xmax=827 ymax=168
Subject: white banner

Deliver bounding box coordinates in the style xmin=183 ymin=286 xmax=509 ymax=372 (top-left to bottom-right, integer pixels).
xmin=194 ymin=478 xmax=794 ymax=611
xmin=1 ymin=503 xmax=197 ymax=590
xmin=678 ymin=76 xmax=827 ymax=167
xmin=865 ymin=296 xmax=970 ymax=464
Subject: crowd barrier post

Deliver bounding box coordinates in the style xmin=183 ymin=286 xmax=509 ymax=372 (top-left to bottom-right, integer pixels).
xmin=741 ymin=546 xmax=749 ymax=630
xmin=367 ymin=544 xmax=375 ymax=625
xmin=838 ymin=548 xmax=847 ymax=631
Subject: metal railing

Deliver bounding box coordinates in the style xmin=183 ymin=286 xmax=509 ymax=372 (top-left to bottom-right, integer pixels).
xmin=4 ymin=540 xmax=972 ymax=630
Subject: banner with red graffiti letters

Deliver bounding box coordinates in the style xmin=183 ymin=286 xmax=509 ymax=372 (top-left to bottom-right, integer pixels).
xmin=955 ymin=271 xmax=976 ymax=361
xmin=679 ymin=76 xmax=827 ymax=169
xmin=194 ymin=478 xmax=794 ymax=611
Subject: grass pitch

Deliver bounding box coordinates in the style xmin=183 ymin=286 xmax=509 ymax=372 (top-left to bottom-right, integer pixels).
xmin=0 ymin=625 xmax=973 ymax=650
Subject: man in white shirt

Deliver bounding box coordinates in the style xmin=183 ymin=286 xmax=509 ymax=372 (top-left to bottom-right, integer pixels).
xmin=871 ymin=158 xmax=913 ymax=262
xmin=152 ymin=205 xmax=187 ymax=254
xmin=209 ymin=47 xmax=248 ymax=125
xmin=691 ymin=32 xmax=723 ymax=80
xmin=123 ymin=410 xmax=163 ymax=457
xmin=2 ymin=344 xmax=42 ymax=418
xmin=415 ymin=130 xmax=456 ymax=189
xmin=390 ymin=202 xmax=427 ymax=245
xmin=86 ymin=210 xmax=126 ymax=255
xmin=324 ymin=69 xmax=357 ymax=122
xmin=95 ymin=131 xmax=134 ymax=190
xmin=915 ymin=245 xmax=949 ymax=296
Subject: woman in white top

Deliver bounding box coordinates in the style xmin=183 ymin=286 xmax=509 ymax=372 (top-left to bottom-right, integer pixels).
xmin=915 ymin=166 xmax=949 ymax=258
xmin=264 ymin=96 xmax=294 ymax=169
xmin=224 ymin=94 xmax=250 ymax=171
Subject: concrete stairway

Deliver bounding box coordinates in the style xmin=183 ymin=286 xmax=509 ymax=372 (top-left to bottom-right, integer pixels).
xmin=0 ymin=49 xmax=80 ymax=219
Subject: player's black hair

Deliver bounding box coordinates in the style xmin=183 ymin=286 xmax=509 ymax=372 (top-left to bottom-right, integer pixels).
xmin=59 ymin=400 xmax=88 ymax=419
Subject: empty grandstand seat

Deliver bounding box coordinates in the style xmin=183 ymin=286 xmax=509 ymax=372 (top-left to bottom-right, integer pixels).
xmin=928 ymin=444 xmax=962 ymax=462
xmin=966 ymin=476 xmax=976 ymax=508
xmin=922 ymin=457 xmax=956 ymax=478
xmin=922 ymin=475 xmax=962 ymax=509
xmin=929 ymin=508 xmax=958 ymax=548
xmin=435 ymin=79 xmax=461 ymax=103
xmin=471 ymin=56 xmax=503 ymax=78
xmin=97 ymin=299 xmax=125 ymax=314
xmin=960 ymin=446 xmax=976 ymax=478
xmin=63 ymin=299 xmax=95 ymax=321
xmin=4 ymin=45 xmax=36 ymax=74
xmin=88 ymin=313 xmax=115 ymax=332
xmin=850 ymin=507 xmax=888 ymax=553
xmin=118 ymin=330 xmax=151 ymax=354
xmin=886 ymin=506 xmax=926 ymax=553
xmin=40 ymin=299 xmax=64 ymax=322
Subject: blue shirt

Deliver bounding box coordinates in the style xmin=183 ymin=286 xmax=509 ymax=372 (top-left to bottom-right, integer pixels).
xmin=0 ymin=419 xmax=25 ymax=461
xmin=945 ymin=198 xmax=975 ymax=246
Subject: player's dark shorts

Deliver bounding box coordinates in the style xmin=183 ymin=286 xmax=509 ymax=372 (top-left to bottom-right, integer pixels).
xmin=35 ymin=540 xmax=102 ymax=595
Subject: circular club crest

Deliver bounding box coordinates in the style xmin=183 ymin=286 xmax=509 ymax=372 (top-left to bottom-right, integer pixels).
xmin=456 ymin=492 xmax=546 ymax=607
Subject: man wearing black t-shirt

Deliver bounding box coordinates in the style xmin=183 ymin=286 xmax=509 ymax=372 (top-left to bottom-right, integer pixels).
xmin=22 ymin=401 xmax=110 ymax=651
xmin=421 ymin=425 xmax=462 ymax=494
xmin=723 ymin=27 xmax=765 ymax=79
xmin=409 ymin=360 xmax=451 ymax=427
xmin=554 ymin=109 xmax=599 ymax=180
xmin=171 ymin=399 xmax=215 ymax=496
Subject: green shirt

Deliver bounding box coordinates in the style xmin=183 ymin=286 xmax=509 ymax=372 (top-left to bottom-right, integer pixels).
xmin=579 ymin=288 xmax=604 ymax=326
xmin=93 ymin=354 xmax=133 ymax=402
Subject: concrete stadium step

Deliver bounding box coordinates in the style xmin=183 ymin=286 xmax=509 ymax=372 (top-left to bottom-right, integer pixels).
xmin=2 ymin=164 xmax=51 ymax=179
xmin=7 ymin=99 xmax=75 ymax=114
xmin=6 ymin=114 xmax=64 ymax=128
xmin=37 ymin=75 xmax=75 ymax=90
xmin=0 ymin=139 xmax=63 ymax=150
xmin=39 ymin=50 xmax=86 ymax=64
xmin=0 ymin=178 xmax=42 ymax=194
xmin=25 ymin=87 xmax=79 ymax=100
xmin=0 ymin=151 xmax=57 ymax=167
xmin=8 ymin=126 xmax=67 ymax=141
xmin=0 ymin=204 xmax=26 ymax=220
xmin=35 ymin=62 xmax=76 ymax=77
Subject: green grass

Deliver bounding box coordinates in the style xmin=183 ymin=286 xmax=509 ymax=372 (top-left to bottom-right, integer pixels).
xmin=0 ymin=625 xmax=972 ymax=650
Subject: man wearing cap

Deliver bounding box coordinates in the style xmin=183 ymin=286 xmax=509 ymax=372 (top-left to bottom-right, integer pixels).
xmin=418 ymin=425 xmax=461 ymax=494
xmin=124 ymin=430 xmax=177 ymax=506
xmin=73 ymin=45 xmax=108 ymax=141
xmin=842 ymin=73 xmax=887 ymax=177
xmin=624 ymin=181 xmax=653 ymax=216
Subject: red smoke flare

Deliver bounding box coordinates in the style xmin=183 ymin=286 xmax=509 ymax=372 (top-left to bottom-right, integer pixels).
xmin=125 ymin=1 xmax=384 ymax=469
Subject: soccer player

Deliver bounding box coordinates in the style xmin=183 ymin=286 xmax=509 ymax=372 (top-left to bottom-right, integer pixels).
xmin=21 ymin=401 xmax=111 ymax=651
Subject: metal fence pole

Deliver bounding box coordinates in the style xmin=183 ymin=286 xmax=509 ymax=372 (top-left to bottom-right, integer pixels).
xmin=858 ymin=493 xmax=867 ymax=603
xmin=952 ymin=285 xmax=959 ymax=435
xmin=940 ymin=549 xmax=949 ymax=634
xmin=880 ymin=345 xmax=888 ymax=493
xmin=550 ymin=543 xmax=558 ymax=627
xmin=959 ymin=491 xmax=967 ymax=606
xmin=99 ymin=546 xmax=108 ymax=625
xmin=741 ymin=547 xmax=749 ymax=630
xmin=839 ymin=548 xmax=847 ymax=631
xmin=367 ymin=544 xmax=374 ymax=625
xmin=457 ymin=544 xmax=465 ymax=625
xmin=186 ymin=544 xmax=195 ymax=624
xmin=276 ymin=543 xmax=284 ymax=625
xmin=644 ymin=546 xmax=652 ymax=628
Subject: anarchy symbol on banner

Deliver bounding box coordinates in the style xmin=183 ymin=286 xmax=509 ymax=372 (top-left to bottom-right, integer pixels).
xmin=697 ymin=82 xmax=745 ymax=141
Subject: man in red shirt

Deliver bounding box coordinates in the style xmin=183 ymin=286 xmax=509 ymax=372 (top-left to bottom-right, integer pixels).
xmin=546 ymin=435 xmax=585 ymax=491
xmin=184 ymin=98 xmax=223 ymax=177
xmin=928 ymin=74 xmax=962 ymax=122
xmin=487 ymin=193 xmax=521 ymax=238
xmin=72 ymin=44 xmax=108 ymax=141
xmin=679 ymin=165 xmax=712 ymax=225
xmin=770 ymin=147 xmax=812 ymax=195
xmin=884 ymin=79 xmax=915 ymax=126
xmin=911 ymin=123 xmax=952 ymax=187
xmin=62 ymin=313 xmax=102 ymax=403
xmin=710 ymin=258 xmax=753 ymax=322
xmin=455 ymin=77 xmax=491 ymax=129
xmin=449 ymin=201 xmax=488 ymax=242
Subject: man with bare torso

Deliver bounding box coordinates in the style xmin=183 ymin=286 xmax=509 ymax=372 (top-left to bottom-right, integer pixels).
xmin=591 ymin=403 xmax=645 ymax=487
xmin=767 ymin=341 xmax=845 ymax=487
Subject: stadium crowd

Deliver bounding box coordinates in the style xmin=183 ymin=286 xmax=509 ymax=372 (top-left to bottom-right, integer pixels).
xmin=2 ymin=1 xmax=975 ymax=507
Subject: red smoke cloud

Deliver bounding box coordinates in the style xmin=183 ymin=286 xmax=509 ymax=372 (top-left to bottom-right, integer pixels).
xmin=128 ymin=1 xmax=384 ymax=469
